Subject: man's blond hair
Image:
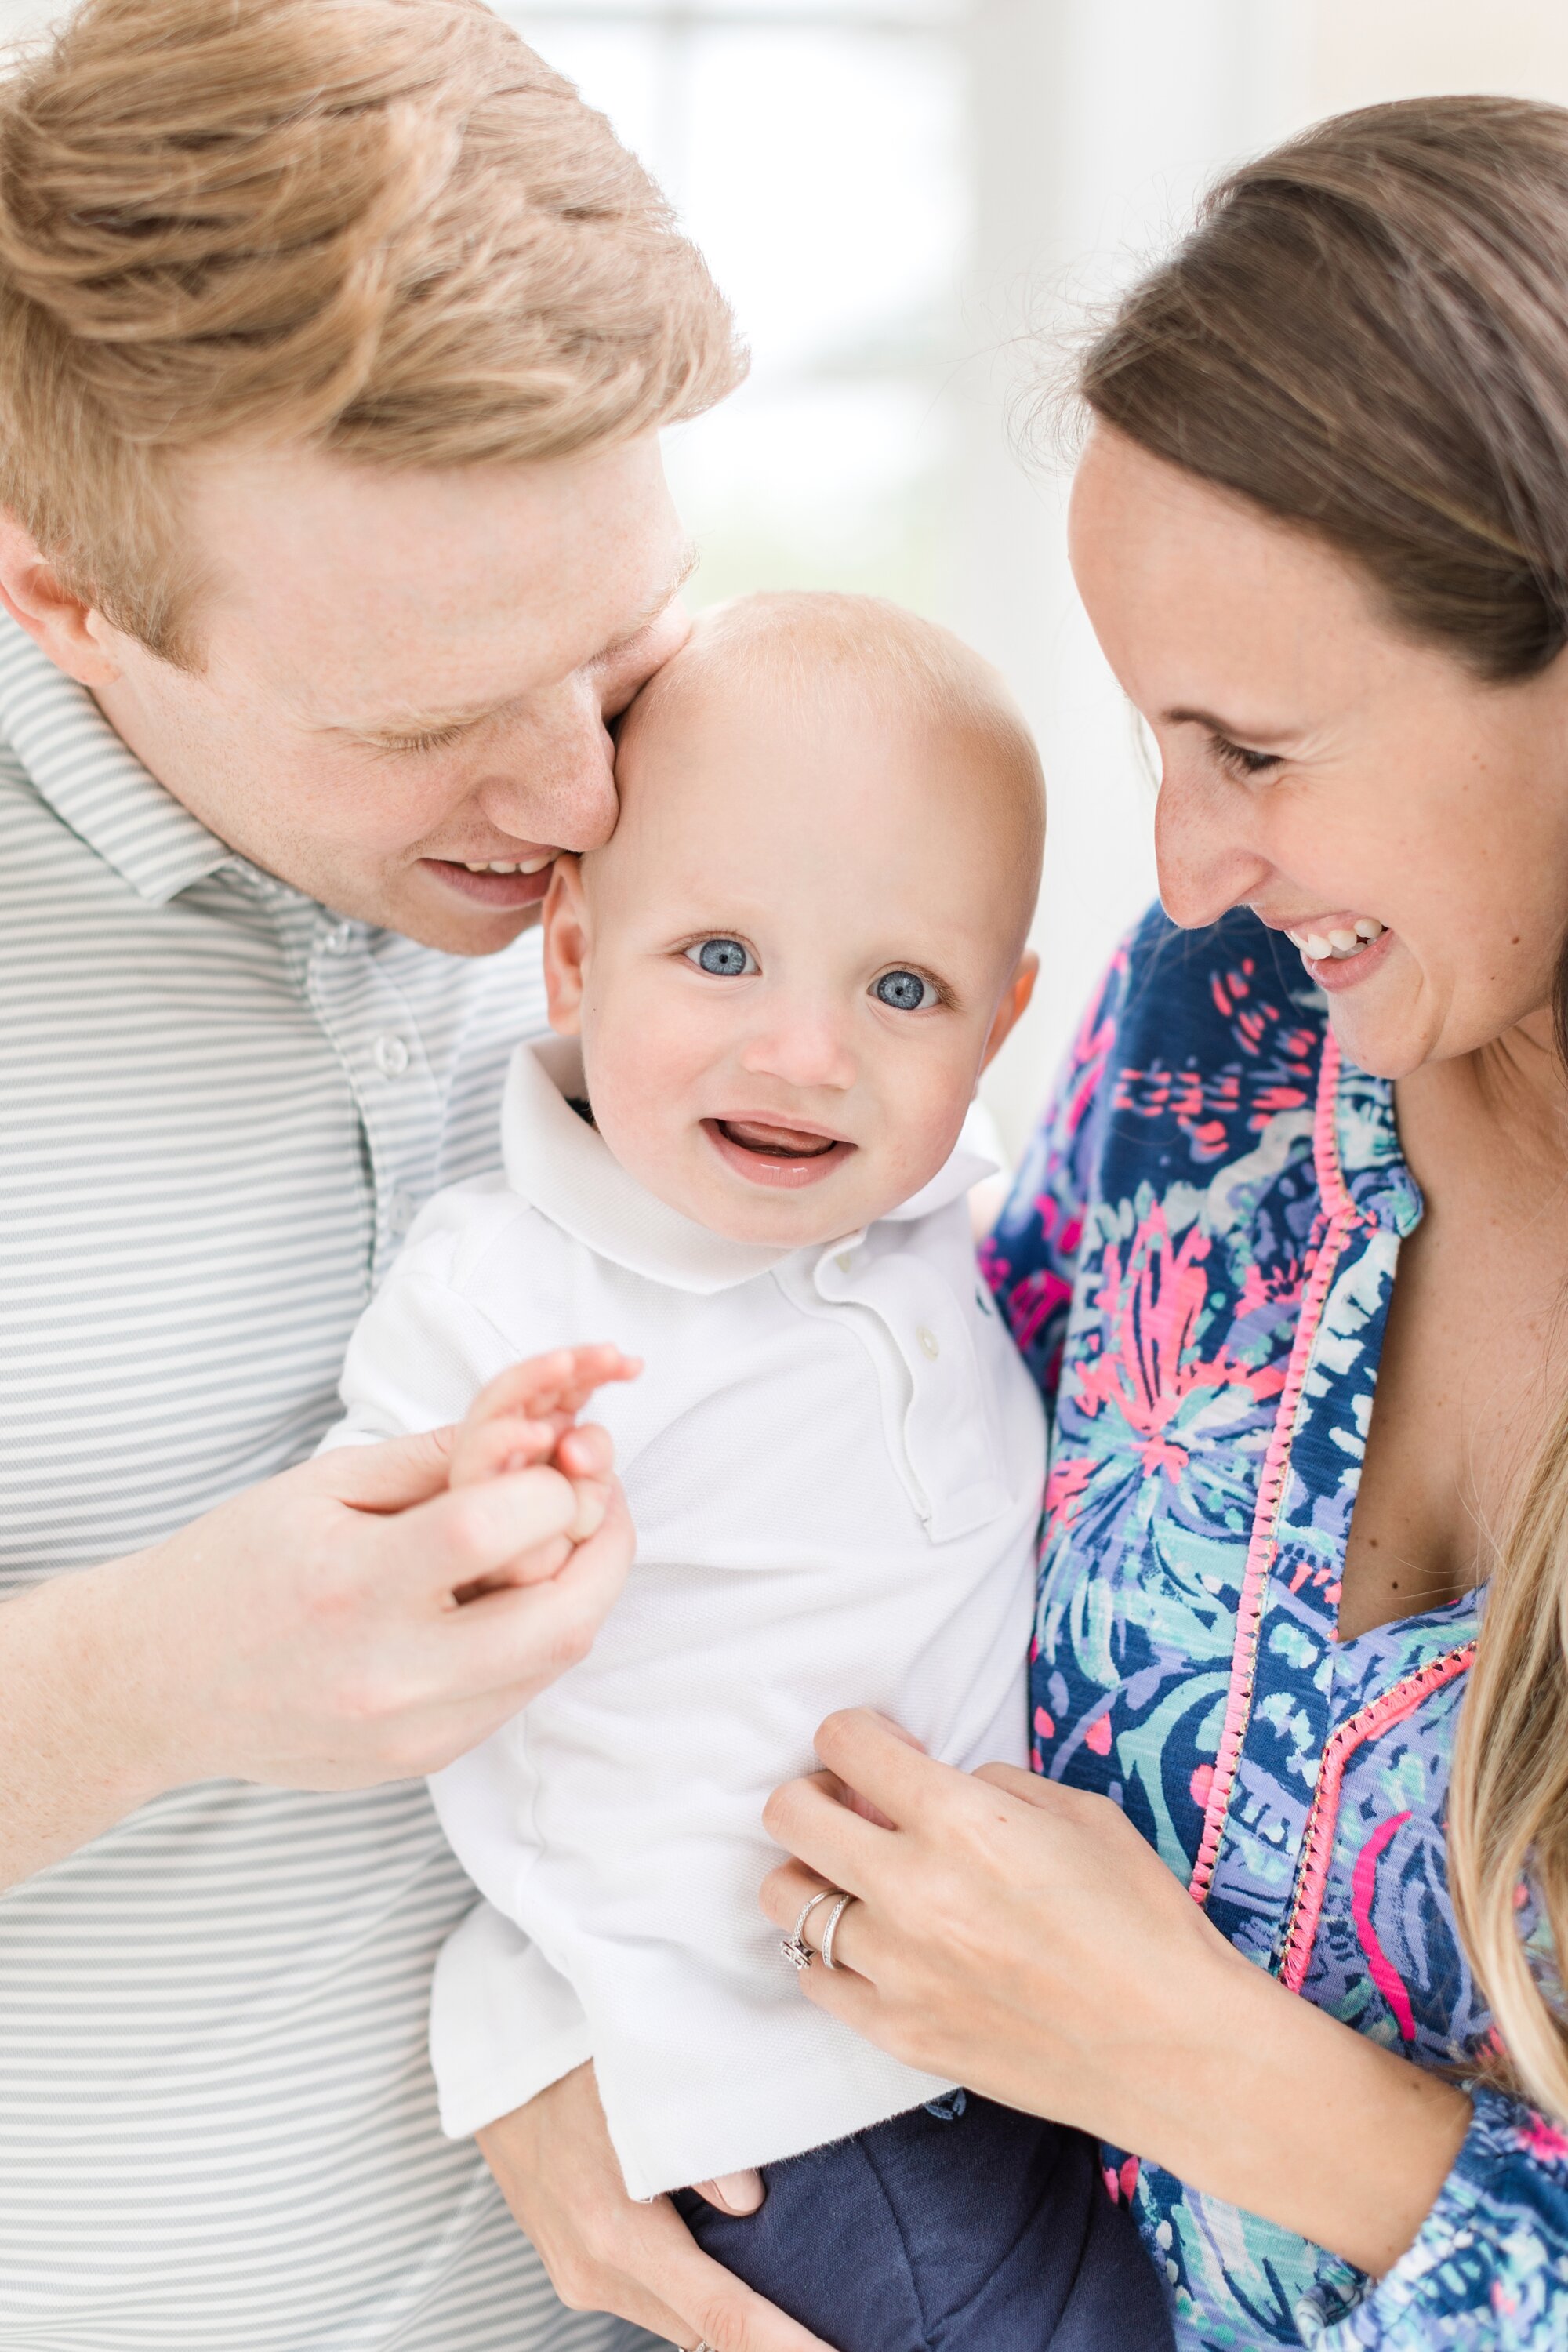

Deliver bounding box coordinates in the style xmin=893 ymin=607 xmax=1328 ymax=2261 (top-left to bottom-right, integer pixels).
xmin=0 ymin=0 xmax=744 ymax=662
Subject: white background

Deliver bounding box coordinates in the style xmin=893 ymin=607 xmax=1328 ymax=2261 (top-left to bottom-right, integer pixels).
xmin=5 ymin=0 xmax=1568 ymax=1150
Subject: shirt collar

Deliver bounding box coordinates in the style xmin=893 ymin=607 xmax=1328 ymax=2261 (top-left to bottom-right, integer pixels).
xmin=502 ymin=1036 xmax=996 ymax=1295
xmin=0 ymin=613 xmax=236 ymax=904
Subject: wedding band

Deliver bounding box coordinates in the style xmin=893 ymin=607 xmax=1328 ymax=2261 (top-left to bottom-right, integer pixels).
xmin=819 ymin=1891 xmax=855 ymax=1972
xmin=780 ymin=1887 xmax=840 ymax=1972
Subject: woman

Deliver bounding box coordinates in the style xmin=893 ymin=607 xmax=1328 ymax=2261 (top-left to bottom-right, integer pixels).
xmin=753 ymin=95 xmax=1568 ymax=2350
xmin=488 ymin=93 xmax=1568 ymax=2352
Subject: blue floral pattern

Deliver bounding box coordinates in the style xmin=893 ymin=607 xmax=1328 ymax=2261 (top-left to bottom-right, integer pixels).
xmin=984 ymin=904 xmax=1568 ymax=2348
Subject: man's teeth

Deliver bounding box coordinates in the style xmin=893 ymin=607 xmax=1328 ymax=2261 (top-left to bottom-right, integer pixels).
xmin=1285 ymin=918 xmax=1385 ymax=962
xmin=459 ymin=855 xmax=555 ymax=874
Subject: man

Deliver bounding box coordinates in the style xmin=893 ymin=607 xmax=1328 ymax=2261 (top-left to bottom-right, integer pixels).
xmin=0 ymin=3 xmax=812 ymax=2344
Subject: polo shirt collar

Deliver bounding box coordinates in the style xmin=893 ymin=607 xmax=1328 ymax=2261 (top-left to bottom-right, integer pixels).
xmin=502 ymin=1035 xmax=995 ymax=1295
xmin=0 ymin=613 xmax=235 ymax=904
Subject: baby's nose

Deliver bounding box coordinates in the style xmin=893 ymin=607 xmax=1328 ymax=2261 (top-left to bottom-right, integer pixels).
xmin=739 ymin=1013 xmax=856 ymax=1093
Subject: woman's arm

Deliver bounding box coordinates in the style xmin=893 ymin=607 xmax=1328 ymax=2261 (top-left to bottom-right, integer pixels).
xmin=760 ymin=1709 xmax=1471 ymax=2278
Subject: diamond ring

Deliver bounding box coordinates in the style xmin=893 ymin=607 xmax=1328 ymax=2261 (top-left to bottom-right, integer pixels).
xmin=780 ymin=1888 xmax=840 ymax=1971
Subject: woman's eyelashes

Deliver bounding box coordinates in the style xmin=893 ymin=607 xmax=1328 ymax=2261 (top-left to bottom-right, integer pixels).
xmin=1211 ymin=733 xmax=1283 ymax=780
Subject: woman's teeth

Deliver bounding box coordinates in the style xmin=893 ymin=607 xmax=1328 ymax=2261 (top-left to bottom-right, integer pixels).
xmin=1286 ymin=917 xmax=1385 ymax=962
xmin=459 ymin=856 xmax=554 ymax=874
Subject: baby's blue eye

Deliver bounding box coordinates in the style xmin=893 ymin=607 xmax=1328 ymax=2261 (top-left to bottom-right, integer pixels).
xmin=874 ymin=969 xmax=936 ymax=1012
xmin=686 ymin=937 xmax=756 ymax=977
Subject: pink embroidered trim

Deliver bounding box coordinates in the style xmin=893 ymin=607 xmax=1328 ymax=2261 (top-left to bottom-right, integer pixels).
xmin=1188 ymin=1033 xmax=1354 ymax=1905
xmin=1278 ymin=1644 xmax=1475 ymax=1994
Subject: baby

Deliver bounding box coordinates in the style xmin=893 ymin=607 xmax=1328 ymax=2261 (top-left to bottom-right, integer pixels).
xmin=324 ymin=593 xmax=1171 ymax=2350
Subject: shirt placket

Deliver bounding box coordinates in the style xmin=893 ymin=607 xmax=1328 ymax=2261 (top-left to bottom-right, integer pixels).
xmin=233 ymin=875 xmax=444 ymax=1283
xmin=1196 ymin=1047 xmax=1414 ymax=1970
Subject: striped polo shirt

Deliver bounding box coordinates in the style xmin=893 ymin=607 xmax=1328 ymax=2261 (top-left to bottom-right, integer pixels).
xmin=0 ymin=615 xmax=654 ymax=2352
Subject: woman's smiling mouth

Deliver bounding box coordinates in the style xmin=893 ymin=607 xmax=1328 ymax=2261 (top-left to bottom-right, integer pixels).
xmin=704 ymin=1117 xmax=855 ymax=1189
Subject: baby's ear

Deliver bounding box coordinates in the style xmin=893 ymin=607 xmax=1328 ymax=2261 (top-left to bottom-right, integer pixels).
xmin=541 ymin=856 xmax=590 ymax=1036
xmin=979 ymin=950 xmax=1038 ymax=1073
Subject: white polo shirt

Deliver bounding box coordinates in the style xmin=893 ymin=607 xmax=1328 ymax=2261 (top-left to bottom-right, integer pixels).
xmin=325 ymin=1037 xmax=1047 ymax=2200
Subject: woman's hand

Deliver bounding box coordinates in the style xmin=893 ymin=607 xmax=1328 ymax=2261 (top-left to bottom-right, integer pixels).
xmin=760 ymin=1709 xmax=1472 ymax=2277
xmin=477 ymin=2064 xmax=834 ymax=2352
xmin=761 ymin=1708 xmax=1227 ymax=2151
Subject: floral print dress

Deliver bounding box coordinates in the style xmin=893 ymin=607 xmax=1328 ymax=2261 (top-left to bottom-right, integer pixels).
xmin=982 ymin=904 xmax=1568 ymax=2350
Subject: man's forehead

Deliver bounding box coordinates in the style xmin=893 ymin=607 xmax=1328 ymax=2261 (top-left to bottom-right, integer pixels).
xmin=310 ymin=549 xmax=699 ymax=739
xmin=187 ymin=437 xmax=691 ymax=711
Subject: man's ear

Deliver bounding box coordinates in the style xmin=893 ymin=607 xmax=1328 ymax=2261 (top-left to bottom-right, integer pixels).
xmin=542 ymin=856 xmax=590 ymax=1036
xmin=0 ymin=510 xmax=122 ymax=687
xmin=979 ymin=950 xmax=1038 ymax=1074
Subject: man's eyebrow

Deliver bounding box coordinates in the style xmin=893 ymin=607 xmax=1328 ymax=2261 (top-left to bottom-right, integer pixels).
xmin=1163 ymin=704 xmax=1295 ymax=745
xmin=599 ymin=542 xmax=701 ymax=659
xmin=328 ymin=543 xmax=702 ymax=741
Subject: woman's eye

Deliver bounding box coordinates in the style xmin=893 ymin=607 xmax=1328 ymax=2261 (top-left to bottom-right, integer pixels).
xmin=873 ymin=969 xmax=938 ymax=1012
xmin=685 ymin=937 xmax=757 ymax=978
xmin=1212 ymin=735 xmax=1281 ymax=780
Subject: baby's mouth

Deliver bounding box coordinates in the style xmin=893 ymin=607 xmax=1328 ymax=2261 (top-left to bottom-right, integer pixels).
xmin=703 ymin=1116 xmax=855 ymax=1190
xmin=716 ymin=1118 xmax=838 ymax=1160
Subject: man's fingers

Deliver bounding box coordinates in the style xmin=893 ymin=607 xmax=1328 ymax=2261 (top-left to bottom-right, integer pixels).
xmin=385 ymin=1463 xmax=580 ymax=1600
xmin=691 ymin=2169 xmax=764 ymax=2217
xmin=449 ymin=1415 xmax=560 ymax=1490
xmin=308 ymin=1426 xmax=456 ymax=1512
xmin=645 ymin=2213 xmax=837 ymax=2352
xmin=556 ymin=1421 xmax=614 ymax=1481
xmin=441 ymin=1483 xmax=635 ymax=1694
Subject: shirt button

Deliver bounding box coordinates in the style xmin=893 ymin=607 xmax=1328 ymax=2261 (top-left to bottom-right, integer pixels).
xmin=835 ymin=1250 xmax=855 ymax=1272
xmin=321 ymin=924 xmax=353 ymax=956
xmin=384 ymin=1189 xmax=416 ymax=1237
xmin=916 ymin=1325 xmax=940 ymax=1359
xmin=373 ymin=1034 xmax=410 ymax=1079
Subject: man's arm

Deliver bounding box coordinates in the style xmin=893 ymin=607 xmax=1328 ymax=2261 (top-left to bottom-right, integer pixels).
xmin=0 ymin=1428 xmax=633 ymax=1890
xmin=479 ymin=2067 xmax=833 ymax=2352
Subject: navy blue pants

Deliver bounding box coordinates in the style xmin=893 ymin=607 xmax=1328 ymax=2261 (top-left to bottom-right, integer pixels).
xmin=673 ymin=2092 xmax=1174 ymax=2352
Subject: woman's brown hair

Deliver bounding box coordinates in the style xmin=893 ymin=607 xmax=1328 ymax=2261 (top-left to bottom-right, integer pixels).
xmin=1078 ymin=94 xmax=1568 ymax=2121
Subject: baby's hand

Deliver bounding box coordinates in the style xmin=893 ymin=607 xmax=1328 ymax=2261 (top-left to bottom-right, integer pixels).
xmin=448 ymin=1347 xmax=641 ymax=1587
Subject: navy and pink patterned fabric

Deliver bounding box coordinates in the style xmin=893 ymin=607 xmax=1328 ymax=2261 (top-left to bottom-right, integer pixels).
xmin=984 ymin=903 xmax=1568 ymax=2348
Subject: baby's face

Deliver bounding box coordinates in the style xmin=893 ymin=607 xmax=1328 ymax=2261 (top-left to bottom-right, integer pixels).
xmin=542 ymin=669 xmax=1038 ymax=1248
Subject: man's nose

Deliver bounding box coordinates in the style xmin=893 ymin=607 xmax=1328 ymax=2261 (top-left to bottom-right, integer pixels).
xmin=473 ymin=677 xmax=619 ymax=851
xmin=1153 ymin=757 xmax=1274 ymax=931
xmin=739 ymin=1004 xmax=858 ymax=1094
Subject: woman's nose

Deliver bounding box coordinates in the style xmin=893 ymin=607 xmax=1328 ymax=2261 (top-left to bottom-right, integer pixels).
xmin=1153 ymin=759 xmax=1273 ymax=931
xmin=474 ymin=681 xmax=619 ymax=851
xmin=739 ymin=1009 xmax=858 ymax=1094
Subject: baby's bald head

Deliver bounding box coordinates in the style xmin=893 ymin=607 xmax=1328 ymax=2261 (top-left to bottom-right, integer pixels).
xmin=543 ymin=590 xmax=1044 ymax=1247
xmin=611 ymin=591 xmax=1045 ymax=956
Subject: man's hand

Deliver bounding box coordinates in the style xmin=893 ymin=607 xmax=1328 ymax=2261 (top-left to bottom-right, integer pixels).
xmin=447 ymin=1345 xmax=641 ymax=1581
xmin=0 ymin=1420 xmax=637 ymax=1889
xmin=478 ymin=2066 xmax=834 ymax=2352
